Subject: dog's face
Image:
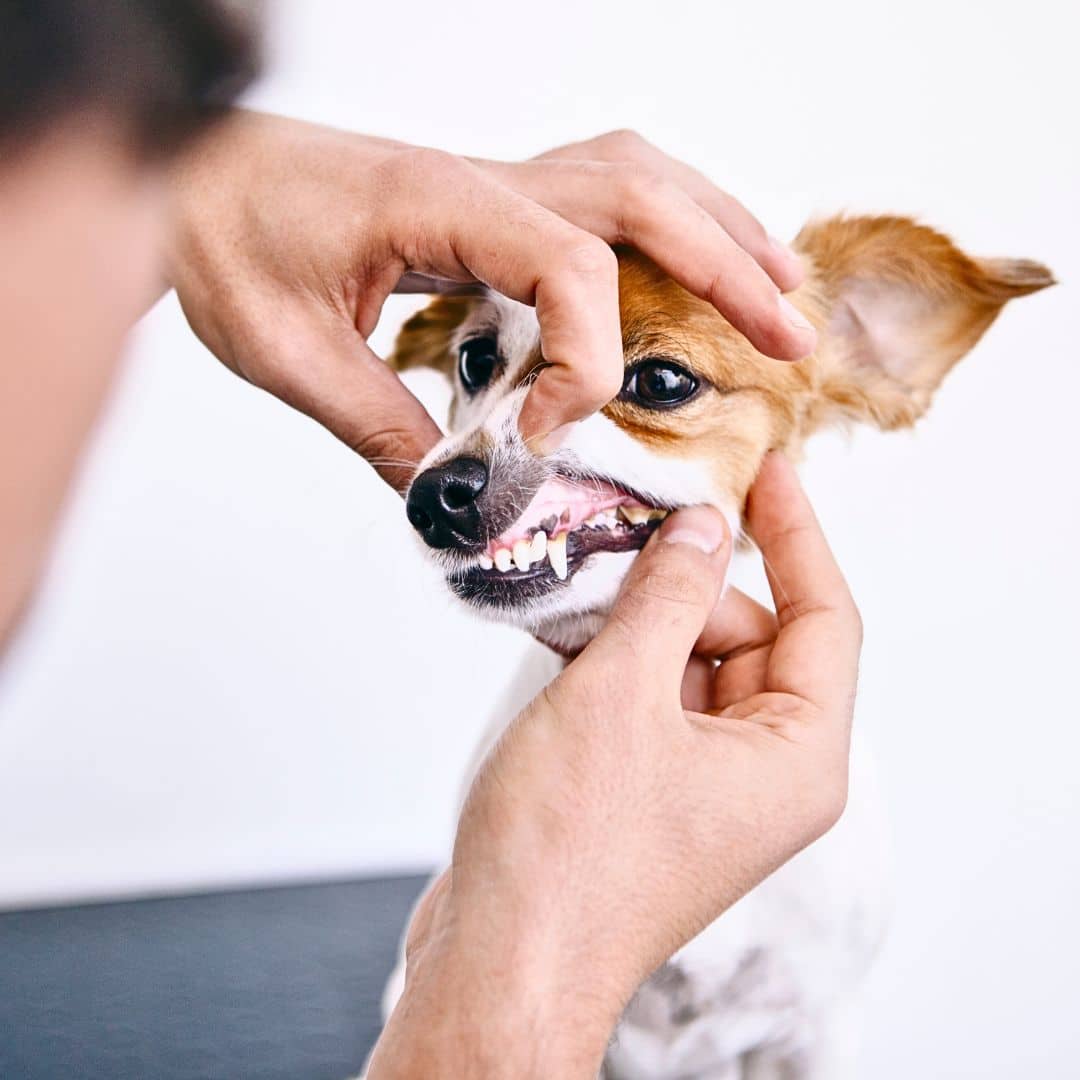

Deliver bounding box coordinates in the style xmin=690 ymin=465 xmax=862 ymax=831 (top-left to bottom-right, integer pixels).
xmin=393 ymin=216 xmax=1050 ymax=651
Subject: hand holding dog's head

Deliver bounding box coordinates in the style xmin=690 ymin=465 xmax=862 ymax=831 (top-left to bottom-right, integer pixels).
xmin=393 ymin=215 xmax=1052 ymax=652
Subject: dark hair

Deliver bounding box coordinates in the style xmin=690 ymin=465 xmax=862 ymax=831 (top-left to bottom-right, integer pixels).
xmin=0 ymin=0 xmax=260 ymax=158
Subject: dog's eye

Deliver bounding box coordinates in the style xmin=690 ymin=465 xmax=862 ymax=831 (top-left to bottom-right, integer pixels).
xmin=622 ymin=359 xmax=700 ymax=408
xmin=458 ymin=337 xmax=499 ymax=394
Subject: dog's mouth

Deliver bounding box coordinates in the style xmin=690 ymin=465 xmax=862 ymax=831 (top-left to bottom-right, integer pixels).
xmin=448 ymin=473 xmax=669 ymax=609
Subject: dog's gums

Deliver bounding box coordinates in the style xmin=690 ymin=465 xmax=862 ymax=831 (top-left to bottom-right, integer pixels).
xmin=393 ymin=217 xmax=1053 ymax=649
xmin=381 ymin=212 xmax=1054 ymax=1079
xmin=450 ymin=473 xmax=668 ymax=604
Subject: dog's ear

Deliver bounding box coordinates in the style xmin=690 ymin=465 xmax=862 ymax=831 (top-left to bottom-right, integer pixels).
xmin=795 ymin=215 xmax=1053 ymax=430
xmin=388 ymin=295 xmax=477 ymax=377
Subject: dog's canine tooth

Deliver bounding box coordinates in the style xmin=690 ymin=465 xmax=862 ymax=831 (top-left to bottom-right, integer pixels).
xmin=494 ymin=548 xmax=513 ymax=573
xmin=512 ymin=539 xmax=532 ymax=572
xmin=548 ymin=533 xmax=568 ymax=580
xmin=478 ymin=553 xmax=494 ymax=571
xmin=530 ymin=530 xmax=548 ymax=562
xmin=647 ymin=509 xmax=669 ymax=521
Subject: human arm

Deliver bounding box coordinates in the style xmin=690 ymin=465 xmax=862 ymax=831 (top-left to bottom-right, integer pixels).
xmin=366 ymin=453 xmax=860 ymax=1078
xmin=166 ymin=113 xmax=815 ymax=491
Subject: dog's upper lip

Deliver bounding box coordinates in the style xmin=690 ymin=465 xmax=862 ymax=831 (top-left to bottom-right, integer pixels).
xmin=482 ymin=473 xmax=664 ymax=557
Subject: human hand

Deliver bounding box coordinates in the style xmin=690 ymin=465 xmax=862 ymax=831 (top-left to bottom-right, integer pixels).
xmin=167 ymin=113 xmax=815 ymax=492
xmin=366 ymin=453 xmax=860 ymax=1079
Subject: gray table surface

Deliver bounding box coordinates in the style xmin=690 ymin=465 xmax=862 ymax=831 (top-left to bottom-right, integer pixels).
xmin=0 ymin=875 xmax=427 ymax=1080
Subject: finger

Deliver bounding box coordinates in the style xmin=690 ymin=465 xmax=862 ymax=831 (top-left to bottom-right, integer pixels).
xmin=652 ymin=173 xmax=804 ymax=293
xmin=582 ymin=506 xmax=732 ymax=691
xmin=681 ymin=655 xmax=715 ymax=712
xmin=383 ymin=150 xmax=625 ymax=448
xmin=745 ymin=453 xmax=862 ymax=712
xmin=528 ymin=130 xmax=804 ymax=291
xmin=693 ymin=585 xmax=777 ymax=662
xmin=476 ymin=159 xmax=815 ymax=362
xmin=245 ymin=300 xmax=441 ymax=494
xmin=392 ymin=271 xmax=459 ymax=294
xmin=711 ymin=647 xmax=771 ymax=714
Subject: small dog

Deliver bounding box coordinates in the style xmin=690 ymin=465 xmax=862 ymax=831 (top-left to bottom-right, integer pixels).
xmin=377 ymin=216 xmax=1051 ymax=1078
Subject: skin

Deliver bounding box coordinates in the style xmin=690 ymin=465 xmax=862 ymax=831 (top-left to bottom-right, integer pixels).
xmin=0 ymin=110 xmax=855 ymax=1078
xmin=0 ymin=116 xmax=167 ymax=647
xmin=368 ymin=463 xmax=859 ymax=1078
xmin=167 ymin=114 xmax=815 ymax=491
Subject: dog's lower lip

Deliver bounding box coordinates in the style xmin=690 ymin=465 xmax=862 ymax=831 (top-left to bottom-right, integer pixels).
xmin=447 ymin=516 xmax=664 ymax=607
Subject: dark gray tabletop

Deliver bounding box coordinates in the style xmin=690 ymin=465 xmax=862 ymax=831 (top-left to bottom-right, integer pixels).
xmin=0 ymin=875 xmax=427 ymax=1080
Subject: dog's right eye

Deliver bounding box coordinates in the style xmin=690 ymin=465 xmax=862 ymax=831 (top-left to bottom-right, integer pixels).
xmin=458 ymin=337 xmax=499 ymax=394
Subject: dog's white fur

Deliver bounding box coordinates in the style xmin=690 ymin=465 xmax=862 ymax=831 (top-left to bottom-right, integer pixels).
xmin=358 ymin=215 xmax=1052 ymax=1078
xmin=372 ymin=299 xmax=892 ymax=1079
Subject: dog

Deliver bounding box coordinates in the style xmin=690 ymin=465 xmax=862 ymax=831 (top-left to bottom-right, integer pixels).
xmin=373 ymin=215 xmax=1051 ymax=1079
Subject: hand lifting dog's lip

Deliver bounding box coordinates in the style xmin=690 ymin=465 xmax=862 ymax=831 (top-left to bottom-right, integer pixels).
xmin=393 ymin=220 xmax=1052 ymax=653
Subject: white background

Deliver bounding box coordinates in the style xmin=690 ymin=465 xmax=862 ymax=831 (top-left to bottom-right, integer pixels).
xmin=1 ymin=1 xmax=1077 ymax=1075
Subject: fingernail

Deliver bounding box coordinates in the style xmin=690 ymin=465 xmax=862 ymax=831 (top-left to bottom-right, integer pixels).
xmin=778 ymin=293 xmax=813 ymax=332
xmin=657 ymin=506 xmax=729 ymax=555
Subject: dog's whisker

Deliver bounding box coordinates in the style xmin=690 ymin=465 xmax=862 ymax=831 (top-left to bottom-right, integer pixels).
xmin=364 ymin=457 xmax=422 ymax=470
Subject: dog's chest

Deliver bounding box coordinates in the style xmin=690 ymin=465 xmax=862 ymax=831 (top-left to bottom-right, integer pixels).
xmin=474 ymin=646 xmax=892 ymax=1079
xmin=603 ymin=733 xmax=892 ymax=1078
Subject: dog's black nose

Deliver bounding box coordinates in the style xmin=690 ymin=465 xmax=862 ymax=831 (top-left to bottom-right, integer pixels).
xmin=406 ymin=457 xmax=489 ymax=549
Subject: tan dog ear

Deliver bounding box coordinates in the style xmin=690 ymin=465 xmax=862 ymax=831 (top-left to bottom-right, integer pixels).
xmin=389 ymin=295 xmax=477 ymax=376
xmin=795 ymin=215 xmax=1054 ymax=429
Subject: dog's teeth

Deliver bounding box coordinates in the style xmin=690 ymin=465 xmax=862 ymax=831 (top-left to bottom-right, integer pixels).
xmin=494 ymin=548 xmax=513 ymax=573
xmin=647 ymin=509 xmax=669 ymax=522
xmin=586 ymin=512 xmax=604 ymax=528
xmin=530 ymin=530 xmax=548 ymax=562
xmin=512 ymin=539 xmax=532 ymax=571
xmin=548 ymin=532 xmax=568 ymax=580
xmin=478 ymin=553 xmax=494 ymax=571
xmin=620 ymin=505 xmax=651 ymax=525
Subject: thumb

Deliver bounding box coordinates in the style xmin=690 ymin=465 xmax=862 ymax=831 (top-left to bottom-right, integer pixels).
xmin=586 ymin=506 xmax=733 ymax=688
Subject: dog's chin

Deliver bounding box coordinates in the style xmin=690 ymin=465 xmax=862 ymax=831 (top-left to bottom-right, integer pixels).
xmin=447 ymin=541 xmax=647 ymax=651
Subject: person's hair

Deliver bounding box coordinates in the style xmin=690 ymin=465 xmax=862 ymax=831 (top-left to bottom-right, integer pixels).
xmin=0 ymin=0 xmax=260 ymax=158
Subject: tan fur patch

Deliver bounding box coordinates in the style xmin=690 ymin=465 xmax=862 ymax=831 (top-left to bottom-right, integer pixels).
xmin=388 ymin=218 xmax=1052 ymax=516
xmin=389 ymin=295 xmax=478 ymax=376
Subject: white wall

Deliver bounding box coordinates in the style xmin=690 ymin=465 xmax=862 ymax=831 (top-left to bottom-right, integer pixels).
xmin=1 ymin=0 xmax=1077 ymax=1075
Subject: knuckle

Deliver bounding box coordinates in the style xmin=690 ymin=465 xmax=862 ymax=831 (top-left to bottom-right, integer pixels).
xmin=614 ymin=165 xmax=671 ymax=229
xmin=387 ymin=146 xmax=466 ymax=189
xmin=599 ymin=127 xmax=650 ymax=158
xmin=557 ymin=236 xmax=619 ymax=284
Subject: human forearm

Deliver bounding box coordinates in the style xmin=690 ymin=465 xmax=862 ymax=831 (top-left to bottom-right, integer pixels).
xmin=367 ymin=897 xmax=620 ymax=1079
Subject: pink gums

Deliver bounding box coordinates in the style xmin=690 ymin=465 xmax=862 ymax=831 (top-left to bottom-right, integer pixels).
xmin=485 ymin=477 xmax=646 ymax=556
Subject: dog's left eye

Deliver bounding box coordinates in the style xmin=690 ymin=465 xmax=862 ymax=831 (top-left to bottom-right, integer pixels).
xmin=458 ymin=337 xmax=499 ymax=394
xmin=621 ymin=359 xmax=700 ymax=408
